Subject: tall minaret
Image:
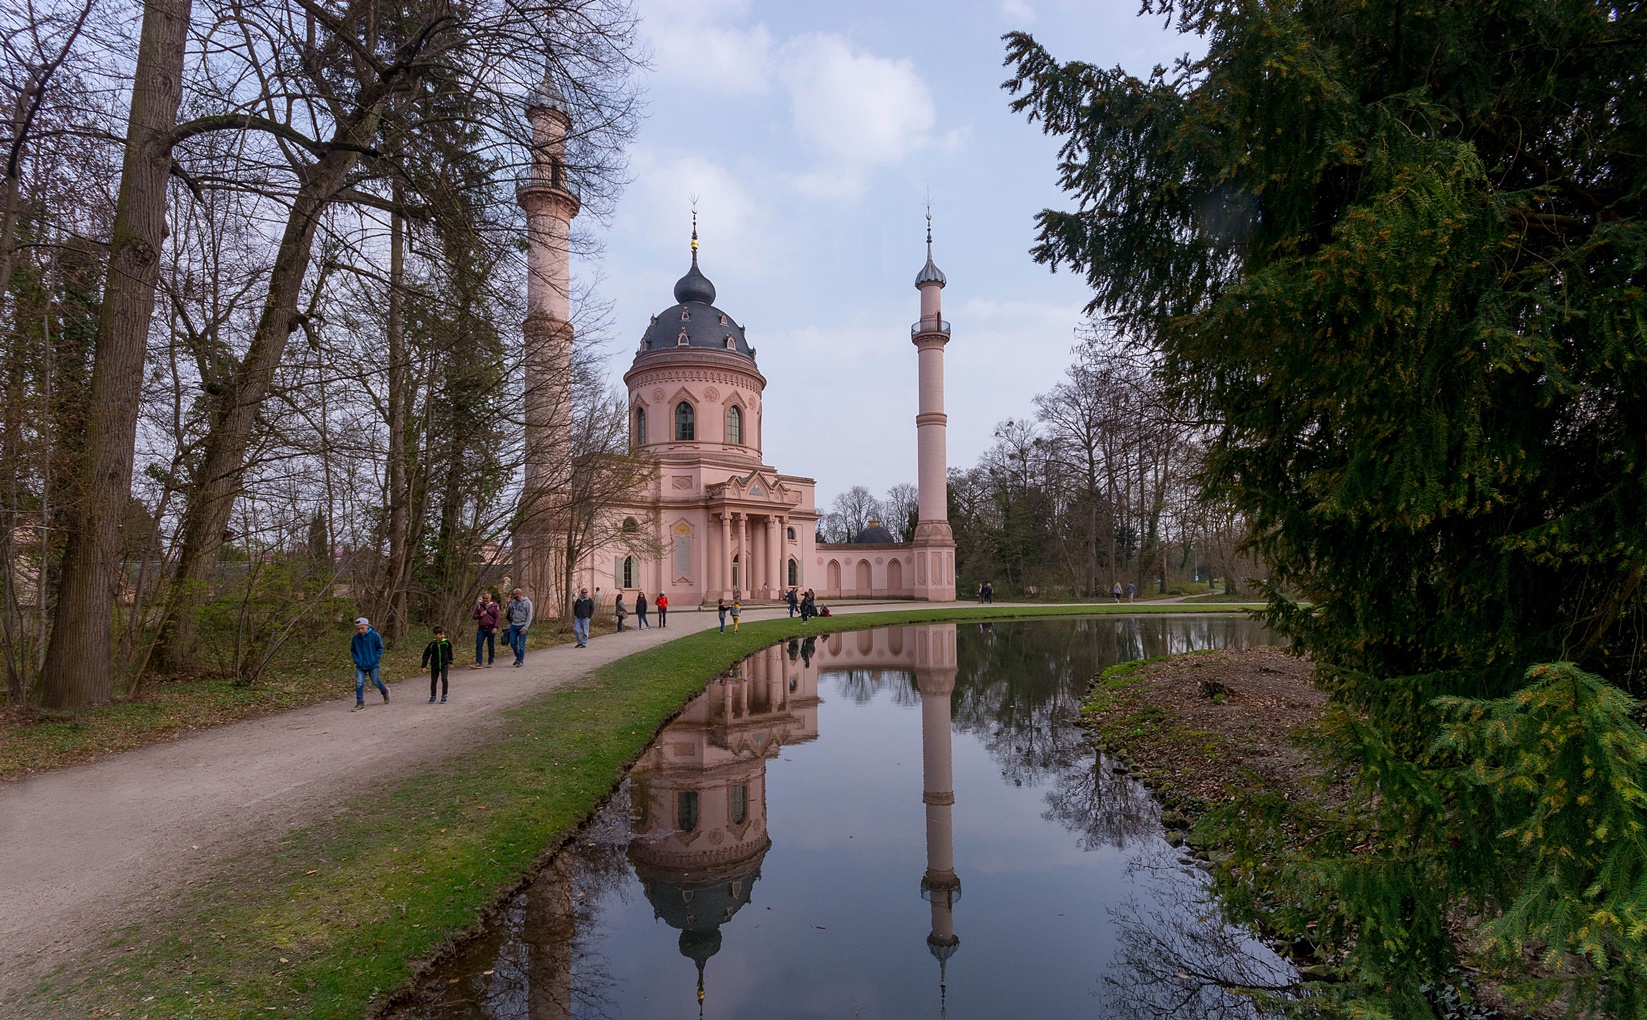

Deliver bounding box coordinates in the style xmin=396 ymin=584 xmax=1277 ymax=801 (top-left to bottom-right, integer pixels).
xmin=915 ymin=624 xmax=961 ymax=1013
xmin=912 ymin=214 xmax=957 ymax=600
xmin=515 ymin=71 xmax=580 ymax=609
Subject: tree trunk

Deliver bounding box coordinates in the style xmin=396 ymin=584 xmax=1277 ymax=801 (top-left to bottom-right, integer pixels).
xmin=40 ymin=0 xmax=192 ymax=709
xmin=385 ymin=193 xmax=408 ymax=639
xmin=158 ymin=131 xmax=379 ymax=670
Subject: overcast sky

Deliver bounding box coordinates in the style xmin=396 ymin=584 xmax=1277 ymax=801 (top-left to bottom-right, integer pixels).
xmin=583 ymin=0 xmax=1197 ymax=508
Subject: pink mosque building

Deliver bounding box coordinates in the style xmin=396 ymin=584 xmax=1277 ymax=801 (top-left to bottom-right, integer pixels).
xmin=514 ymin=78 xmax=958 ymax=609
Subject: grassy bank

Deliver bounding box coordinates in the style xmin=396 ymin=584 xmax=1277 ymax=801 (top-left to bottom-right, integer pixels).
xmin=16 ymin=603 xmax=1253 ymax=1019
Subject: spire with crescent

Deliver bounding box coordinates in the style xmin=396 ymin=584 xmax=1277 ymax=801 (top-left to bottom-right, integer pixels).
xmin=916 ymin=208 xmax=947 ymax=288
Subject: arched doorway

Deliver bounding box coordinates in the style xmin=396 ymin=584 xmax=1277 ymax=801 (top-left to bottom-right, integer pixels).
xmin=826 ymin=559 xmax=841 ymax=594
xmin=732 ymin=554 xmax=741 ymax=594
xmin=855 ymin=560 xmax=872 ymax=594
xmin=887 ymin=558 xmax=903 ymax=592
xmin=787 ymin=558 xmax=798 ymax=587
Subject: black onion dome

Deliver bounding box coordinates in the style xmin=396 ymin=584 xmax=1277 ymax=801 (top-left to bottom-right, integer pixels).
xmin=673 ymin=255 xmax=716 ymax=305
xmin=852 ymin=523 xmax=897 ymax=544
xmin=640 ymin=254 xmax=754 ymax=358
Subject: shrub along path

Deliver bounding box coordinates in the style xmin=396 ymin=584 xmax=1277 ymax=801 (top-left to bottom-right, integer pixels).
xmin=0 ymin=600 xmax=1259 ymax=1017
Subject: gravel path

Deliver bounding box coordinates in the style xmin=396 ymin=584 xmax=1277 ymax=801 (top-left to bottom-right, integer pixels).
xmin=0 ymin=600 xmax=961 ymax=997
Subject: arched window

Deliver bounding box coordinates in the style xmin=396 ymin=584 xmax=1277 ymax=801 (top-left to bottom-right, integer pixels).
xmin=632 ymin=406 xmax=646 ymax=447
xmin=621 ymin=556 xmax=635 ymax=588
xmin=786 ymin=527 xmax=795 ymax=540
xmin=726 ymin=405 xmax=743 ymax=445
xmin=788 ymin=558 xmax=798 ymax=586
xmin=674 ymin=401 xmax=695 ymax=440
xmin=677 ymin=791 xmax=699 ymax=832
xmin=622 ymin=517 xmax=639 ymax=533
xmin=730 ymin=784 xmax=748 ymax=825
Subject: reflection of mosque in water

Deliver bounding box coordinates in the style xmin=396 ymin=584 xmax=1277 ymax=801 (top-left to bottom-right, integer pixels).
xmin=626 ymin=624 xmax=962 ymax=1015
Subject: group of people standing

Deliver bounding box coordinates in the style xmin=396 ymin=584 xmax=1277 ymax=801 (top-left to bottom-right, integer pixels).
xmin=785 ymin=586 xmax=823 ymax=621
xmin=608 ymin=589 xmax=668 ymax=632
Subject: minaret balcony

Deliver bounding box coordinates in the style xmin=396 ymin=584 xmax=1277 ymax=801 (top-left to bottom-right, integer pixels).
xmin=911 ymin=319 xmax=951 ymax=337
xmin=514 ymin=174 xmax=581 ymax=204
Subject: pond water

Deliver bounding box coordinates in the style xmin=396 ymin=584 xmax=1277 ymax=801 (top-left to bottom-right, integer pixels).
xmin=393 ymin=616 xmax=1294 ymax=1019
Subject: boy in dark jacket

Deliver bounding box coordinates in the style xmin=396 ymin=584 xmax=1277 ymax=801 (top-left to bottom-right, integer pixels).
xmin=422 ymin=625 xmax=455 ymax=703
xmin=351 ymin=617 xmax=390 ymax=711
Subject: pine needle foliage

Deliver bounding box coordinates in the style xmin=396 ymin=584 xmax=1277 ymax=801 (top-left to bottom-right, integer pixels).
xmin=1438 ymin=664 xmax=1647 ymax=1014
xmin=1005 ymin=0 xmax=1647 ymax=1011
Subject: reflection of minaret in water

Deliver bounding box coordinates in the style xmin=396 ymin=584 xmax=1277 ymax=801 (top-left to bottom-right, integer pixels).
xmin=914 ymin=624 xmax=961 ymax=1015
xmin=627 ymin=647 xmax=821 ymax=1014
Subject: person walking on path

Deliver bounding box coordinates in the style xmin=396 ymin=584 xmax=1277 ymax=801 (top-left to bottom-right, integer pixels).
xmin=731 ymin=598 xmax=741 ymax=633
xmin=717 ymin=598 xmax=728 ymax=633
xmin=786 ymin=587 xmax=798 ymax=617
xmin=636 ymin=591 xmax=650 ymax=629
xmin=470 ymin=592 xmax=500 ymax=669
xmin=350 ymin=618 xmax=390 ymax=711
xmin=422 ymin=626 xmax=455 ymax=703
xmin=504 ymin=588 xmax=533 ymax=667
xmin=1126 ymin=581 xmax=1137 ymax=603
xmin=655 ymin=591 xmax=668 ymax=627
xmin=983 ymin=581 xmax=994 ymax=604
xmin=614 ymin=594 xmax=627 ymax=632
xmin=1112 ymin=581 xmax=1123 ymax=603
xmin=572 ymin=588 xmax=594 ymax=647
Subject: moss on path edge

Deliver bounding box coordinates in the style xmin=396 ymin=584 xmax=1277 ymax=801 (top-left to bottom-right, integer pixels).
xmin=14 ymin=604 xmax=1257 ymax=1019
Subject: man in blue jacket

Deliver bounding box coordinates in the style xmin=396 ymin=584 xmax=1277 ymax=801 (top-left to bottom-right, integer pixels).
xmin=351 ymin=617 xmax=391 ymax=711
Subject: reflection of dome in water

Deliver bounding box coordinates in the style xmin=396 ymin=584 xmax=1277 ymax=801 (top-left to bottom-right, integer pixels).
xmin=638 ymin=862 xmax=763 ymax=944
xmin=636 ymin=857 xmax=766 ymax=1016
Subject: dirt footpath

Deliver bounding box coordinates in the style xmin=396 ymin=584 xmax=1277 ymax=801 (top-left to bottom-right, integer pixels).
xmin=0 ymin=602 xmax=851 ymax=998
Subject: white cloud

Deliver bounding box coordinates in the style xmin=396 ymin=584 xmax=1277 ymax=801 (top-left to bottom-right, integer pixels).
xmin=638 ymin=0 xmax=773 ymax=95
xmin=1001 ymin=0 xmax=1036 ymax=22
xmin=781 ymin=33 xmax=937 ymax=199
xmin=785 ymin=35 xmax=935 ymax=164
xmin=618 ymin=146 xmax=768 ymax=277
